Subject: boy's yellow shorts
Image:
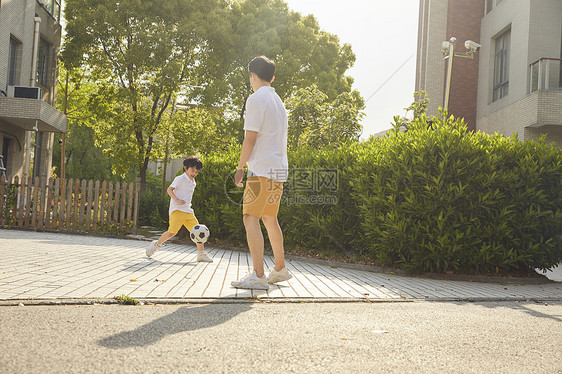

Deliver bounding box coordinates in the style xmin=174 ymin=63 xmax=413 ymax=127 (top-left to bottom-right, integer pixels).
xmin=243 ymin=176 xmax=283 ymax=218
xmin=168 ymin=211 xmax=199 ymax=234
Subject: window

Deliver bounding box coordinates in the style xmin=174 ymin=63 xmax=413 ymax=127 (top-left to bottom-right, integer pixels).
xmin=486 ymin=0 xmax=504 ymax=13
xmin=493 ymin=29 xmax=510 ymax=101
xmin=37 ymin=0 xmax=61 ymax=22
xmin=1 ymin=138 xmax=10 ymax=179
xmin=37 ymin=38 xmax=51 ymax=87
xmin=7 ymin=36 xmax=20 ymax=86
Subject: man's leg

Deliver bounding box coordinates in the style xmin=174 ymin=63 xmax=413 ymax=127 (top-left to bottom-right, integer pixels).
xmin=262 ymin=215 xmax=285 ymax=271
xmin=243 ymin=214 xmax=265 ymax=277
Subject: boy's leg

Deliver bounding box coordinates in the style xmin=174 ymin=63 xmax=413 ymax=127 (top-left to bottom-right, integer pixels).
xmin=147 ymin=231 xmax=177 ymax=258
xmin=184 ymin=213 xmax=213 ymax=262
xmin=195 ymin=241 xmax=212 ymax=262
xmin=147 ymin=211 xmax=182 ymax=257
xmin=262 ymin=215 xmax=285 ymax=271
xmin=244 ymin=213 xmax=265 ymax=277
xmin=158 ymin=231 xmax=176 ymax=245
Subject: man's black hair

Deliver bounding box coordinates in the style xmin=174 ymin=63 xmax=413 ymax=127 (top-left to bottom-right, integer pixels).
xmin=183 ymin=156 xmax=203 ymax=170
xmin=248 ymin=56 xmax=275 ymax=82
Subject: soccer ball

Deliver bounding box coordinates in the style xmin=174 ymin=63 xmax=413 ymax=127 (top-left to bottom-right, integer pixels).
xmin=190 ymin=224 xmax=210 ymax=244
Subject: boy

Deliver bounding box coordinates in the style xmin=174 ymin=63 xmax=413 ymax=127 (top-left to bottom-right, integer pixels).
xmin=146 ymin=156 xmax=213 ymax=262
xmin=231 ymin=56 xmax=292 ymax=290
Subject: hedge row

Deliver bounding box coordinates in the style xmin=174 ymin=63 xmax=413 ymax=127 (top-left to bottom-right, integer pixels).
xmin=144 ymin=115 xmax=562 ymax=274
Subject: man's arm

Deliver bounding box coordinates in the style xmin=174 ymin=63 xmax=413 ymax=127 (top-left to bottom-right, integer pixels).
xmin=235 ymin=130 xmax=258 ymax=187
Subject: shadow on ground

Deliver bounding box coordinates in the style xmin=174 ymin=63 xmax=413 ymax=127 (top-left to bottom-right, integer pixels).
xmin=98 ymin=301 xmax=252 ymax=348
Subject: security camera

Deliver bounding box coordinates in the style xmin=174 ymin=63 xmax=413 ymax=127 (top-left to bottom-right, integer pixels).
xmin=464 ymin=40 xmax=481 ymax=52
xmin=441 ymin=41 xmax=451 ymax=57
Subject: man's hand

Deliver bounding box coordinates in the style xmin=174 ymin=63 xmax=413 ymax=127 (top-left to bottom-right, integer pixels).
xmin=234 ymin=168 xmax=245 ymax=187
xmin=175 ymin=198 xmax=186 ymax=205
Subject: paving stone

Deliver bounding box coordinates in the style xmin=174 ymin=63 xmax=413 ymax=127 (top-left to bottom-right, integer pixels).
xmin=0 ymin=229 xmax=560 ymax=302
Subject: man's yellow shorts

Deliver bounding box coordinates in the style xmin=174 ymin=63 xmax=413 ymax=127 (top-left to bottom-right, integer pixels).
xmin=168 ymin=211 xmax=199 ymax=234
xmin=243 ymin=176 xmax=283 ymax=218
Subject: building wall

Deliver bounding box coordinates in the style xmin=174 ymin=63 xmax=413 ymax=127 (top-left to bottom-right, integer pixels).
xmin=477 ymin=91 xmax=537 ymax=139
xmin=528 ymin=0 xmax=562 ymax=68
xmin=445 ymin=0 xmax=485 ymax=130
xmin=478 ymin=91 xmax=562 ymax=147
xmin=0 ymin=0 xmax=36 ymax=89
xmin=476 ymin=0 xmax=562 ymax=147
xmin=415 ymin=0 xmax=449 ymax=117
xmin=0 ymin=122 xmax=26 ymax=178
xmin=415 ymin=0 xmax=484 ymax=130
xmin=0 ymin=0 xmax=63 ymax=181
xmin=525 ymin=125 xmax=562 ymax=147
xmin=477 ymin=0 xmax=532 ymax=119
xmin=147 ymin=158 xmax=186 ymax=183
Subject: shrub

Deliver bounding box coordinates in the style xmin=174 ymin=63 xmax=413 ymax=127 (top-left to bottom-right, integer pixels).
xmin=193 ymin=146 xmax=247 ymax=244
xmin=138 ymin=173 xmax=169 ymax=229
xmin=278 ymin=143 xmax=365 ymax=259
xmin=144 ymin=113 xmax=561 ymax=275
xmin=352 ymin=114 xmax=562 ymax=274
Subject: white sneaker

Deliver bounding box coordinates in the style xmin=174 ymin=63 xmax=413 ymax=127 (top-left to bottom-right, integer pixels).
xmin=146 ymin=240 xmax=161 ymax=257
xmin=267 ymin=267 xmax=292 ymax=284
xmin=231 ymin=271 xmax=269 ymax=290
xmin=197 ymin=251 xmax=213 ymax=262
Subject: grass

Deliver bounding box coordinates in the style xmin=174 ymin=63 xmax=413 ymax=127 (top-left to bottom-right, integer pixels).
xmin=114 ymin=294 xmax=139 ymax=305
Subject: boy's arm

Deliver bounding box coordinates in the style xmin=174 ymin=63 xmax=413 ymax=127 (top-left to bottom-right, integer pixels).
xmin=167 ymin=186 xmax=186 ymax=205
xmin=235 ymin=130 xmax=258 ymax=187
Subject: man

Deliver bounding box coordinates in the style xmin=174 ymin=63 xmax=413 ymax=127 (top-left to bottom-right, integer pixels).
xmin=231 ymin=56 xmax=292 ymax=290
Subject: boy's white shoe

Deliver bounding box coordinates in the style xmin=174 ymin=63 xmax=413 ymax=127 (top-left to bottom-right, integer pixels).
xmin=231 ymin=271 xmax=269 ymax=290
xmin=267 ymin=267 xmax=292 ymax=284
xmin=197 ymin=251 xmax=213 ymax=262
xmin=146 ymin=240 xmax=161 ymax=257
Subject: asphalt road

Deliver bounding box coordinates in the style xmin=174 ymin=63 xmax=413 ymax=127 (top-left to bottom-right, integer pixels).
xmin=1 ymin=301 xmax=561 ymax=373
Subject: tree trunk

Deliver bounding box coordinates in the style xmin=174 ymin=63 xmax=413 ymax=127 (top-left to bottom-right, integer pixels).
xmin=139 ymin=162 xmax=148 ymax=192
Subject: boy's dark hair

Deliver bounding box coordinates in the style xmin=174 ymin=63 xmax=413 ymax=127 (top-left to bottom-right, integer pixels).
xmin=183 ymin=156 xmax=203 ymax=170
xmin=248 ymin=56 xmax=275 ymax=82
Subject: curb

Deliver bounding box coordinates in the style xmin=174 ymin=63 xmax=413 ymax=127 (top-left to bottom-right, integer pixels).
xmin=1 ymin=297 xmax=561 ymax=307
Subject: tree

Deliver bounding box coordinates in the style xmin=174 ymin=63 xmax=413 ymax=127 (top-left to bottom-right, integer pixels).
xmin=63 ymin=0 xmax=232 ymax=189
xmin=387 ymin=90 xmax=432 ymax=135
xmin=286 ymin=85 xmax=365 ymax=150
xmin=170 ymin=106 xmax=233 ymax=157
xmin=61 ymin=0 xmax=364 ymax=183
xmin=216 ymin=0 xmax=361 ymax=140
xmin=53 ymin=61 xmax=119 ymax=181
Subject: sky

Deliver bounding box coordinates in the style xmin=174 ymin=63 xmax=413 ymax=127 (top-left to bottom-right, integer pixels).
xmin=283 ymin=0 xmax=420 ymax=138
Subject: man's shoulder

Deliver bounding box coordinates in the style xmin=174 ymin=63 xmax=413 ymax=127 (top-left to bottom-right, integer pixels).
xmin=252 ymin=86 xmax=278 ymax=99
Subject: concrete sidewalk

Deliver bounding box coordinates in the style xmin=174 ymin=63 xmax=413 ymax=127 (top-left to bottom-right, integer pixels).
xmin=0 ymin=229 xmax=560 ymax=303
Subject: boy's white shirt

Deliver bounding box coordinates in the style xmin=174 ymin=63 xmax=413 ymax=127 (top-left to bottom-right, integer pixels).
xmin=244 ymin=86 xmax=288 ymax=182
xmin=168 ymin=173 xmax=196 ymax=215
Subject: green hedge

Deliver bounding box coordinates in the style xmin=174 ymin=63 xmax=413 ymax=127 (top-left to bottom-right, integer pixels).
xmin=352 ymin=115 xmax=562 ymax=274
xmin=141 ymin=114 xmax=562 ymax=274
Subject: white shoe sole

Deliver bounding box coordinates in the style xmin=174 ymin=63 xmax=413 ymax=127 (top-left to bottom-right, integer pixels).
xmin=231 ymin=281 xmax=269 ymax=290
xmin=268 ymin=274 xmax=292 ymax=284
xmin=268 ymin=271 xmax=292 ymax=284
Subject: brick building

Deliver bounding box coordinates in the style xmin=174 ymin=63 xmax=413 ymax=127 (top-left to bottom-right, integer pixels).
xmin=416 ymin=0 xmax=562 ymax=147
xmin=0 ymin=0 xmax=67 ymax=182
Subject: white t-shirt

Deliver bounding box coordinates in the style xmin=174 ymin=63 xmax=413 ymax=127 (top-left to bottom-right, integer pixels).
xmin=168 ymin=173 xmax=196 ymax=215
xmin=244 ymin=86 xmax=288 ymax=182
